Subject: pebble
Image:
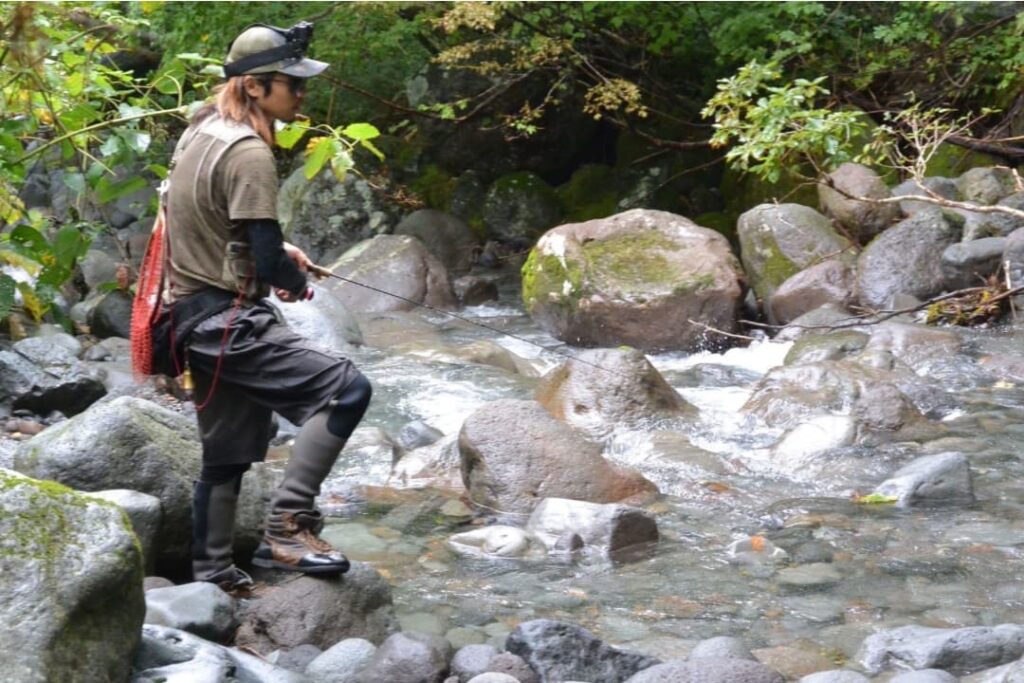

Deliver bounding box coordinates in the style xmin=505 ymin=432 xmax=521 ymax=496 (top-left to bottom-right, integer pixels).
xmin=778 ymin=563 xmax=842 ymax=589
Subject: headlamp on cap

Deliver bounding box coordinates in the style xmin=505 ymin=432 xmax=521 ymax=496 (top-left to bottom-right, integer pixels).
xmin=223 ymin=21 xmax=328 ymax=79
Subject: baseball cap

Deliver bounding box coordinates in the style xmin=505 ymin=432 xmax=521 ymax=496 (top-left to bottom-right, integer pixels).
xmin=224 ymin=22 xmax=328 ymax=78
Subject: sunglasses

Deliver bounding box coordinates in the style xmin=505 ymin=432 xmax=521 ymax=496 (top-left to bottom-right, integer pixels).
xmin=270 ymin=75 xmax=307 ymax=96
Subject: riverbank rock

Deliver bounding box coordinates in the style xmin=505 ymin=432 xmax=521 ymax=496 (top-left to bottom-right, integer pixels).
xmin=525 ymin=497 xmax=658 ymax=555
xmin=459 ymin=399 xmax=658 ymax=514
xmin=395 ymin=209 xmax=479 ymax=275
xmin=956 ymin=167 xmax=1016 ymax=206
xmin=523 ymin=209 xmax=745 ymax=352
xmin=768 ymin=258 xmax=857 ymax=325
xmin=507 ymin=619 xmax=660 ymax=683
xmin=940 ymin=237 xmax=1008 ymax=291
xmin=856 ymin=209 xmax=962 ymax=309
xmin=623 ymin=658 xmax=785 ymax=683
xmin=86 ymin=488 xmax=161 ymax=572
xmin=738 ymin=203 xmax=854 ymax=302
xmin=133 ymin=624 xmax=309 ymax=683
xmin=86 ymin=289 xmax=133 ymax=339
xmin=352 ymin=631 xmax=452 ymax=683
xmin=278 ymin=165 xmax=402 ymax=265
xmin=234 ymin=565 xmax=397 ymax=653
xmin=144 ymin=582 xmax=237 ymax=643
xmin=857 ymin=623 xmax=1024 ymax=675
xmin=275 ymin=284 xmax=363 ymax=348
xmin=482 ymin=171 xmax=563 ymax=245
xmin=818 ymin=163 xmax=902 ymax=243
xmin=325 ymin=235 xmax=457 ymax=313
xmin=892 ymin=178 xmax=960 ymax=217
xmin=1 ymin=336 xmax=106 ymax=417
xmin=12 ymin=396 xmax=271 ymax=576
xmin=0 ymin=469 xmax=144 ymax=683
xmin=873 ymin=452 xmax=974 ymax=507
xmin=306 ymin=638 xmax=378 ymax=682
xmin=535 ymin=347 xmax=693 ymax=440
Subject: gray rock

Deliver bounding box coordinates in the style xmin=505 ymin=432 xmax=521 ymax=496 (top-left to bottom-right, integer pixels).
xmin=454 ymin=275 xmax=499 ymax=306
xmin=737 ymin=203 xmax=853 ymax=302
xmin=13 ymin=332 xmax=81 ymax=364
xmin=482 ymin=172 xmax=563 ymax=245
xmin=86 ymin=488 xmax=162 ymax=572
xmin=278 ymin=165 xmax=403 ymax=265
xmin=396 ymin=420 xmax=445 ymax=451
xmin=0 ymin=346 xmax=106 ymax=417
xmin=80 ymin=249 xmax=121 ymax=291
xmin=798 ymin=672 xmax=870 ymax=683
xmin=768 ymin=258 xmax=857 ymax=326
xmin=353 ymin=631 xmax=453 ymax=683
xmin=325 ymin=235 xmax=457 ymax=313
xmin=955 ymin=192 xmax=1024 ymax=240
xmin=523 ymin=209 xmax=745 ymax=353
xmin=306 ymin=638 xmax=377 ymax=682
xmin=690 ymin=637 xmax=755 ymax=661
xmin=133 ymin=624 xmax=309 ymax=683
xmin=273 ymin=644 xmax=323 ymax=673
xmin=957 ymin=167 xmax=1016 ymax=205
xmin=889 ymin=670 xmax=959 ymax=683
xmin=144 ymin=576 xmax=175 ymax=591
xmin=535 ymin=347 xmax=692 ymax=441
xmin=784 ymin=331 xmax=869 ymax=365
xmin=451 ymin=644 xmax=499 ymax=682
xmin=856 ymin=209 xmax=962 ymax=309
xmin=962 ymin=658 xmax=1024 ymax=681
xmin=891 ymin=177 xmax=960 ymax=216
xmin=144 ymin=582 xmax=237 ymax=642
xmin=857 ymin=624 xmax=1024 ymax=675
xmin=873 ymin=452 xmax=974 ymax=507
xmin=13 ymin=396 xmax=271 ymax=576
xmin=622 ymin=658 xmax=784 ymax=683
xmin=776 ymin=304 xmax=859 ymax=342
xmin=818 ymin=163 xmax=902 ymax=242
xmin=87 ymin=289 xmax=133 ymax=339
xmin=274 ymin=284 xmax=363 ymax=348
xmin=526 ymin=497 xmax=658 ymax=555
xmin=777 ymin=563 xmax=842 ymax=589
xmin=1008 ymin=228 xmax=1024 ymax=309
xmin=467 ymin=675 xmax=520 ymax=683
xmin=234 ymin=565 xmax=397 ymax=653
xmin=449 ymin=526 xmax=533 ymax=559
xmin=0 ymin=469 xmax=144 ymax=683
xmin=506 ymin=619 xmax=660 ymax=683
xmin=862 ymin=321 xmax=962 ymax=375
xmin=395 ymin=209 xmax=479 ymax=276
xmin=485 ymin=652 xmax=539 ymax=683
xmin=458 ymin=399 xmax=657 ymax=514
xmin=941 ymin=237 xmax=1008 ymax=290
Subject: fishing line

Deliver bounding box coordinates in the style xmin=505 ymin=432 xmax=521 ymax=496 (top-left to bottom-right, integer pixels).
xmin=307 ymin=264 xmax=632 ymax=379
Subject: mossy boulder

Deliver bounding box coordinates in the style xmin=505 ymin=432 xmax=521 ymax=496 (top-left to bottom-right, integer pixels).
xmin=522 ymin=209 xmax=745 ymax=352
xmin=13 ymin=396 xmax=274 ymax=577
xmin=482 ymin=171 xmax=563 ymax=245
xmin=409 ymin=164 xmax=458 ymax=211
xmin=737 ymin=203 xmax=854 ymax=303
xmin=720 ymin=166 xmax=819 ymax=229
xmin=925 ymin=143 xmax=1005 ymax=178
xmin=0 ymin=469 xmax=144 ymax=683
xmin=556 ymin=164 xmax=621 ymax=223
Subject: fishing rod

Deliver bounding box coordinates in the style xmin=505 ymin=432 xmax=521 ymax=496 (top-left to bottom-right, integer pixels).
xmin=307 ymin=263 xmax=630 ymax=378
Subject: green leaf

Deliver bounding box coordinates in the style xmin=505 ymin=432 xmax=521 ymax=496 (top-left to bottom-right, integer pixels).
xmin=9 ymin=225 xmax=49 ymax=253
xmin=63 ymin=172 xmax=87 ymax=196
xmin=148 ymin=164 xmax=168 ymax=179
xmin=304 ymin=137 xmax=337 ymax=180
xmin=275 ymin=120 xmax=309 ymax=149
xmin=66 ymin=71 xmax=85 ymax=97
xmin=0 ymin=274 xmax=16 ymax=320
xmin=53 ymin=225 xmax=89 ymax=270
xmin=120 ymin=129 xmax=152 ymax=154
xmin=341 ymin=122 xmax=380 ymax=141
xmin=360 ymin=138 xmax=385 ymax=161
xmin=330 ymin=149 xmax=354 ymax=182
xmin=100 ymin=135 xmax=124 ymax=158
xmin=58 ymin=103 xmax=102 ymax=130
xmin=95 ymin=175 xmax=148 ymax=203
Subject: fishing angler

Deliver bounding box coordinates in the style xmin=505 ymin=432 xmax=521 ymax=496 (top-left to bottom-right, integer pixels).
xmin=131 ymin=20 xmax=371 ymax=590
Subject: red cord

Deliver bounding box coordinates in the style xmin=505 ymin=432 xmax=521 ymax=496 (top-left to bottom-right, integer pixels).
xmin=192 ymin=293 xmax=243 ymax=412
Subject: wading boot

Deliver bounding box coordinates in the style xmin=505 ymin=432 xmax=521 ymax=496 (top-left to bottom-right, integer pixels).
xmin=251 ymin=510 xmax=349 ymax=574
xmin=191 ymin=477 xmax=254 ymax=591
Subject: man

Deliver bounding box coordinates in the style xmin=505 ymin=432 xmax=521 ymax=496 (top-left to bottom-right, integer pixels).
xmin=163 ymin=21 xmax=371 ymax=589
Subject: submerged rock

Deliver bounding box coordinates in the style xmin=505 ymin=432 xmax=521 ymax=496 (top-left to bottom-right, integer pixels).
xmin=873 ymin=452 xmax=974 ymax=507
xmin=449 ymin=526 xmax=534 ymax=558
xmin=622 ymin=658 xmax=784 ymax=683
xmin=857 ymin=623 xmax=1024 ymax=675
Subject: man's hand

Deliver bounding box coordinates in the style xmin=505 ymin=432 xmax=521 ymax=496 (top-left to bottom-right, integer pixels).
xmin=283 ymin=242 xmax=312 ymax=273
xmin=274 ymin=285 xmax=314 ymax=302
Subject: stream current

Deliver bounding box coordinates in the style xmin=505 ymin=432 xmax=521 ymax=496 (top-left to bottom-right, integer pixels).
xmin=276 ymin=275 xmax=1024 ymax=663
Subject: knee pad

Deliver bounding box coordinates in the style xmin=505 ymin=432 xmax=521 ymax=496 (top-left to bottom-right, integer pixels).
xmin=326 ymin=373 xmax=372 ymax=438
xmin=199 ymin=463 xmax=251 ymax=487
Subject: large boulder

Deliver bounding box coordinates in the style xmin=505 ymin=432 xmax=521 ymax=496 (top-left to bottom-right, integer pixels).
xmin=324 ymin=235 xmax=457 ymax=313
xmin=956 ymin=167 xmax=1016 ymax=206
xmin=523 ymin=209 xmax=745 ymax=352
xmin=858 ymin=624 xmax=1024 ymax=675
xmin=278 ymin=165 xmax=403 ymax=265
xmin=767 ymin=258 xmax=857 ymax=326
xmin=535 ymin=348 xmax=693 ymax=440
xmin=86 ymin=289 xmax=133 ymax=339
xmin=0 ymin=469 xmax=144 ymax=683
xmin=12 ymin=396 xmax=272 ymax=575
xmin=506 ymin=619 xmax=660 ymax=683
xmin=891 ymin=177 xmax=961 ymax=217
xmin=737 ymin=203 xmax=853 ymax=303
xmin=458 ymin=399 xmax=657 ymax=514
xmin=1 ymin=336 xmax=106 ymax=417
xmin=394 ymin=209 xmax=479 ymax=275
xmin=482 ymin=171 xmax=563 ymax=246
xmin=233 ymin=566 xmax=397 ymax=652
xmin=817 ymin=162 xmax=902 ymax=242
xmin=856 ymin=209 xmax=962 ymax=309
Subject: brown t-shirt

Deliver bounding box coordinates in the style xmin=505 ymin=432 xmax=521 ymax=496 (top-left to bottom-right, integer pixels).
xmin=164 ymin=115 xmax=278 ymax=302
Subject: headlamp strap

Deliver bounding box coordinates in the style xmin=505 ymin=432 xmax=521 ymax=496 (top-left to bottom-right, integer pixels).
xmin=223 ymin=22 xmax=313 ymax=78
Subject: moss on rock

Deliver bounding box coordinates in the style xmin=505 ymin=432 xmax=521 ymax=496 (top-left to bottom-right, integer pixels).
xmin=410 ymin=164 xmax=457 ymax=211
xmin=557 ymin=164 xmax=621 ymax=223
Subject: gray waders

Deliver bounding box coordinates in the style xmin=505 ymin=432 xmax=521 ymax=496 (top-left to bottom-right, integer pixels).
xmin=191 ymin=474 xmax=253 ymax=589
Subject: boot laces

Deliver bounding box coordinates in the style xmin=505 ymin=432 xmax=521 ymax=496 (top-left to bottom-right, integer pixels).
xmin=297 ymin=528 xmax=336 ymax=554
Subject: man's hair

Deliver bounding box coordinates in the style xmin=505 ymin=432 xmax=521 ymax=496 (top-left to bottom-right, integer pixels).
xmin=192 ymin=75 xmax=276 ymax=145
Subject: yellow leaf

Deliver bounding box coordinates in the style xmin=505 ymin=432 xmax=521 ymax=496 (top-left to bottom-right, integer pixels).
xmin=17 ymin=284 xmax=48 ymax=322
xmin=854 ymin=493 xmax=898 ymax=505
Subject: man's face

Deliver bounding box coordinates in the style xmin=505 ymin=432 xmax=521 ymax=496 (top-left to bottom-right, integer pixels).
xmin=246 ymin=73 xmax=306 ymax=123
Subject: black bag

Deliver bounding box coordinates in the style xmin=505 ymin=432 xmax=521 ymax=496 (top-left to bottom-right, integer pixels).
xmin=150 ymin=288 xmax=237 ymax=377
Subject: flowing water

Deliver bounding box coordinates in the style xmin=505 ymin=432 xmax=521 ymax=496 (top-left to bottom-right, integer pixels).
xmin=288 ymin=276 xmax=1024 ymax=662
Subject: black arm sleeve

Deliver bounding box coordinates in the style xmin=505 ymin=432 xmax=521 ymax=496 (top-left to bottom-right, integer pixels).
xmin=244 ymin=219 xmax=308 ymax=296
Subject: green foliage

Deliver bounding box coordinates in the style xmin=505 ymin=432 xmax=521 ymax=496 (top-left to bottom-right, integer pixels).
xmin=276 ymin=119 xmax=383 ymax=183
xmin=703 ymin=62 xmax=868 ymax=182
